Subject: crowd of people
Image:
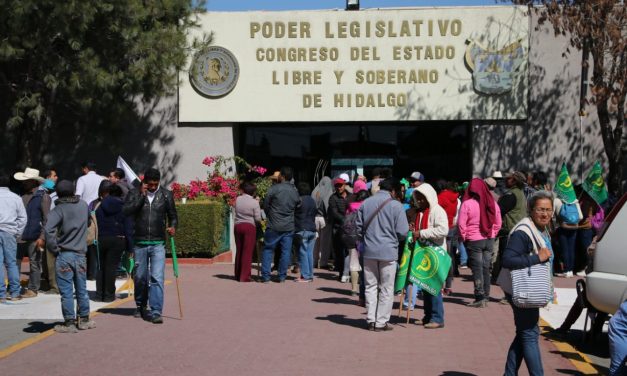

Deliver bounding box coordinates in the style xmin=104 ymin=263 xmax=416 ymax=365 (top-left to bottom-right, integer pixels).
xmin=0 ymin=163 xmax=177 ymax=332
xmin=1 ymin=162 xmax=625 ymax=375
xmin=232 ymin=166 xmax=622 ymax=375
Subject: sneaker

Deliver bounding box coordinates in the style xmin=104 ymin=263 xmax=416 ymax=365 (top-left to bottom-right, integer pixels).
xmin=151 ymin=314 xmax=163 ymax=324
xmin=467 ymin=300 xmax=487 ymax=308
xmin=424 ymin=322 xmax=445 ymax=329
xmin=340 ymin=275 xmax=350 ymax=283
xmin=21 ymin=290 xmax=37 ymax=298
xmin=460 ymin=264 xmax=468 ymax=269
xmin=576 ymin=270 xmax=587 ymax=277
xmin=294 ymin=278 xmax=312 ymax=283
xmin=375 ymin=323 xmax=394 ymax=332
xmin=54 ymin=320 xmax=78 ymax=333
xmin=555 ymin=271 xmax=574 ymax=278
xmin=134 ymin=306 xmax=149 ymax=320
xmin=367 ymin=322 xmax=376 ymax=331
xmin=77 ymin=317 xmax=96 ymax=330
xmin=6 ymin=295 xmax=22 ymax=301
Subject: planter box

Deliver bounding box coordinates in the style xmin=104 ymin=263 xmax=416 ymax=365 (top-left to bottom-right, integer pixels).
xmin=167 ymin=199 xmax=230 ymax=257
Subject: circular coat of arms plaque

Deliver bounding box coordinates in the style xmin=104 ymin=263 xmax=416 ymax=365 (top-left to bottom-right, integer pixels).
xmin=189 ymin=46 xmax=239 ymax=98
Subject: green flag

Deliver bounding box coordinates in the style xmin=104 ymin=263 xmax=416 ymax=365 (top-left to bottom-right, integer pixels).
xmin=170 ymin=237 xmax=179 ymax=278
xmin=554 ymin=163 xmax=577 ymax=203
xmin=125 ymin=256 xmax=135 ymax=275
xmin=408 ymin=240 xmax=451 ymax=296
xmin=583 ymin=161 xmax=608 ymax=205
xmin=394 ymin=232 xmax=413 ymax=293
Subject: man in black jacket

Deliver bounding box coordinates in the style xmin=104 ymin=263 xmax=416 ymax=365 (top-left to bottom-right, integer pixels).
xmin=123 ymin=168 xmax=177 ymax=324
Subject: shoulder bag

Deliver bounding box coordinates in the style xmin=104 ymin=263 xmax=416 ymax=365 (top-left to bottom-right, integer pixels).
xmin=509 ymin=224 xmax=552 ymax=308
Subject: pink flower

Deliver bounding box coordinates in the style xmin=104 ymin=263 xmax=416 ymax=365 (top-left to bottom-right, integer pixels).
xmin=251 ymin=165 xmax=267 ymax=175
xmin=202 ymin=156 xmax=215 ymax=166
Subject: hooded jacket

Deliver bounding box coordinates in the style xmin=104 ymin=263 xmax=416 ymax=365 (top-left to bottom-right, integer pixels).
xmin=414 ymin=183 xmax=449 ymax=250
xmin=437 ymin=189 xmax=459 ymax=228
xmin=44 ymin=196 xmax=89 ymax=254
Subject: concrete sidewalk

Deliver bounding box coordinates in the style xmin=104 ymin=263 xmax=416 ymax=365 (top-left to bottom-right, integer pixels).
xmin=0 ymin=264 xmax=590 ymax=375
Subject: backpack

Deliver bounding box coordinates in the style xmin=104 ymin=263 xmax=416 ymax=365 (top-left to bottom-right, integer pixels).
xmin=559 ymin=202 xmax=580 ymax=225
xmin=341 ymin=211 xmax=359 ymax=248
xmin=86 ymin=201 xmax=101 ymax=246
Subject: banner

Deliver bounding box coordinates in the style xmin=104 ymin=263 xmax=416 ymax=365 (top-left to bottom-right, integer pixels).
xmin=583 ymin=161 xmax=608 ymax=205
xmin=408 ymin=240 xmax=451 ymax=296
xmin=394 ymin=232 xmax=413 ymax=293
xmin=554 ymin=163 xmax=577 ymax=204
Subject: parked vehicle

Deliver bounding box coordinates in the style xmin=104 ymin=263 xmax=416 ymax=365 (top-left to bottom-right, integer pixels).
xmin=586 ymin=193 xmax=627 ymax=315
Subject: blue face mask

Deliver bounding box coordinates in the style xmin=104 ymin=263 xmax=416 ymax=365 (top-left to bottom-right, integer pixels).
xmin=42 ymin=179 xmax=55 ymax=190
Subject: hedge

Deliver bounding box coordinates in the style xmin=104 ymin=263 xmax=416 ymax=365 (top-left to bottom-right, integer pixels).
xmin=166 ymin=199 xmax=230 ymax=257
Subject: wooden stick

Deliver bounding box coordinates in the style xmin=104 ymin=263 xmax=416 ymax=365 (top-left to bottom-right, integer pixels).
xmin=398 ymin=288 xmax=405 ymax=317
xmin=406 ymin=284 xmax=412 ymax=324
xmin=175 ymin=276 xmax=183 ymax=319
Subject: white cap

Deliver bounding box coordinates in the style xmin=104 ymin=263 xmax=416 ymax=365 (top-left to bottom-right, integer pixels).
xmin=492 ymin=171 xmax=503 ymax=179
xmin=339 ymin=173 xmax=350 ymax=183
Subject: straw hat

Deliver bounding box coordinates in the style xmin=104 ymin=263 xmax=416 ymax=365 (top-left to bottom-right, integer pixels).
xmin=14 ymin=167 xmax=44 ymax=182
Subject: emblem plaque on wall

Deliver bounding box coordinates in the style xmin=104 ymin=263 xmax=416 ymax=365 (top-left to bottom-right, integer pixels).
xmin=189 ymin=46 xmax=239 ymax=98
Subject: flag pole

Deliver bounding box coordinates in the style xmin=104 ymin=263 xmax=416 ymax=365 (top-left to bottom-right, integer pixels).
xmin=406 ymin=284 xmax=412 ymax=324
xmin=170 ymin=236 xmax=183 ymax=319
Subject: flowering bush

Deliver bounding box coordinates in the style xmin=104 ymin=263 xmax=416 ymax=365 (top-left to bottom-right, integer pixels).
xmin=171 ymin=182 xmax=190 ymax=200
xmin=170 ymin=155 xmax=270 ymax=206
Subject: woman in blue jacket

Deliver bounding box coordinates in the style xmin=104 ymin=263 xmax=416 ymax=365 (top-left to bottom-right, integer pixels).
xmin=500 ymin=191 xmax=553 ymax=376
xmin=95 ymin=183 xmax=133 ymax=302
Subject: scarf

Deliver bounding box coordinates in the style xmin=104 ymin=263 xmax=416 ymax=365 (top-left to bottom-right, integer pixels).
xmin=415 ymin=208 xmax=431 ymax=231
xmin=463 ymin=178 xmax=497 ymax=238
xmin=311 ymin=177 xmax=333 ymax=212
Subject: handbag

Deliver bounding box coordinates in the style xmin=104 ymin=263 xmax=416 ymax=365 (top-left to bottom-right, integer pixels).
xmin=509 ymin=224 xmax=552 ymax=308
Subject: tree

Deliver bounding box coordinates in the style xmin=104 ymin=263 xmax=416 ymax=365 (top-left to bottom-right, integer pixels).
xmin=0 ymin=0 xmax=207 ymax=169
xmin=508 ymin=1 xmax=626 ymax=197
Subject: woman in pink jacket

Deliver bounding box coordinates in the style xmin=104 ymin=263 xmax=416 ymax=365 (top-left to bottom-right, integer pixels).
xmin=458 ymin=178 xmax=502 ymax=308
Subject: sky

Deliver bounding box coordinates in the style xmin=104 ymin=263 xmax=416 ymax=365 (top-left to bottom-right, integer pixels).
xmin=205 ymin=0 xmax=501 ymax=12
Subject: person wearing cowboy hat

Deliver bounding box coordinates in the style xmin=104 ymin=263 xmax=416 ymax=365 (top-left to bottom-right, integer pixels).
xmin=14 ymin=167 xmax=52 ymax=298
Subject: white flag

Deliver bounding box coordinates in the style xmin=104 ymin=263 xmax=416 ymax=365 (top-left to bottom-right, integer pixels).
xmin=116 ymin=156 xmax=140 ymax=183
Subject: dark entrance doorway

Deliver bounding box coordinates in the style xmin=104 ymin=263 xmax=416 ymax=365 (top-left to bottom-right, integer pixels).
xmin=237 ymin=122 xmax=471 ymax=184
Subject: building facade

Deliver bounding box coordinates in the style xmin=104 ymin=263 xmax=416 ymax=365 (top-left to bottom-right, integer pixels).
xmin=168 ymin=5 xmax=606 ymax=185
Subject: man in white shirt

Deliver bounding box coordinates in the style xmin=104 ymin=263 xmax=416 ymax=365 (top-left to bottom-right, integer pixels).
xmin=75 ymin=162 xmax=104 ymax=204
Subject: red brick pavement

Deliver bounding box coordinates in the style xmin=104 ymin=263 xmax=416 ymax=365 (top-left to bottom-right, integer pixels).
xmin=0 ymin=264 xmax=580 ymax=376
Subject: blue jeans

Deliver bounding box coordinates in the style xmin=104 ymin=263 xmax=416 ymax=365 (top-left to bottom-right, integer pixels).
xmin=423 ymin=290 xmax=444 ymax=324
xmin=458 ymin=238 xmax=468 ymax=265
xmin=558 ymin=227 xmax=577 ymax=272
xmin=297 ymin=231 xmax=316 ymax=280
xmin=504 ymin=297 xmax=543 ymax=376
xmin=134 ymin=244 xmax=165 ymax=315
xmin=261 ymin=230 xmax=293 ymax=281
xmin=403 ymin=283 xmax=420 ymax=309
xmin=56 ymin=251 xmax=90 ymax=320
xmin=608 ymin=304 xmax=627 ymax=376
xmin=0 ymin=230 xmax=20 ymax=299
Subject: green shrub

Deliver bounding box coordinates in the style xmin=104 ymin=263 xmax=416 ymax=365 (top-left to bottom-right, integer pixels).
xmin=167 ymin=199 xmax=230 ymax=257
